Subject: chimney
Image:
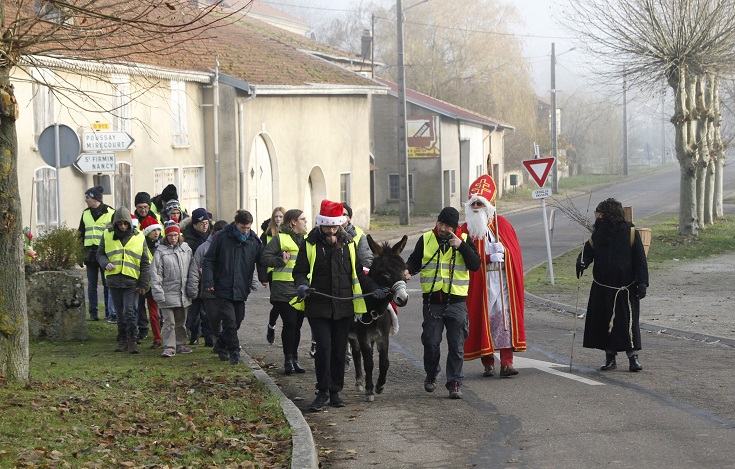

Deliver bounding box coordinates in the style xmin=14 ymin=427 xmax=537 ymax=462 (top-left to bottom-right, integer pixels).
xmin=360 ymin=29 xmax=372 ymax=60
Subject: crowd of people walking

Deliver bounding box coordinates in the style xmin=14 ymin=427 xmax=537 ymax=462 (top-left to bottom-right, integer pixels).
xmin=79 ymin=176 xmax=648 ymax=407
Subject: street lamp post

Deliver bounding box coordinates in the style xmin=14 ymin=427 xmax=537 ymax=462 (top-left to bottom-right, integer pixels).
xmin=550 ymin=43 xmax=575 ymax=194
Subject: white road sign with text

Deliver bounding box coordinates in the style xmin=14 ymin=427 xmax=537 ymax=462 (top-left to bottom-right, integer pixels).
xmin=75 ymin=153 xmax=116 ymax=173
xmin=82 ymin=131 xmax=134 ymax=151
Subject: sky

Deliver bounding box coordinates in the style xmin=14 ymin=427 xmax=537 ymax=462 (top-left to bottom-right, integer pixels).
xmin=261 ymin=0 xmax=587 ymax=95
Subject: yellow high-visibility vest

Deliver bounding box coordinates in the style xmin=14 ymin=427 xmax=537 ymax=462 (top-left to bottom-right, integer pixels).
xmin=82 ymin=207 xmax=114 ymax=247
xmin=265 ymin=234 xmax=274 ymax=274
xmin=272 ymin=233 xmax=299 ymax=283
xmin=291 ymin=239 xmax=366 ymax=314
xmin=419 ymin=231 xmax=470 ymax=296
xmin=102 ymin=230 xmax=146 ymax=279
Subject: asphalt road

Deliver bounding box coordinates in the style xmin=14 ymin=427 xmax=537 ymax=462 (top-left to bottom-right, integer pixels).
xmin=240 ymin=165 xmax=735 ymax=468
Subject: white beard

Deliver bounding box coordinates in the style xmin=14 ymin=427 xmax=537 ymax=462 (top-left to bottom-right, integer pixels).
xmin=465 ymin=207 xmax=491 ymax=239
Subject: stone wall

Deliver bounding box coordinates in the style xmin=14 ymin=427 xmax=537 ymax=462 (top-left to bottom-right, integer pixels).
xmin=26 ymin=270 xmax=87 ymax=341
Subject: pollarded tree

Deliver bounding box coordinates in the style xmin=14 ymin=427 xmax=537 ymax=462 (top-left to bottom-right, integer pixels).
xmin=0 ymin=0 xmax=246 ymax=382
xmin=563 ymin=0 xmax=735 ymax=235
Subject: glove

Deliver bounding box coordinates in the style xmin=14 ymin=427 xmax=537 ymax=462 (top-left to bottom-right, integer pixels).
xmin=373 ymin=288 xmax=387 ymax=299
xmin=492 ymin=242 xmax=505 ymax=255
xmin=489 ymin=252 xmax=505 ymax=263
xmin=576 ymin=260 xmax=586 ymax=279
xmin=296 ymin=284 xmax=310 ymax=301
xmin=637 ymin=285 xmax=647 ymax=300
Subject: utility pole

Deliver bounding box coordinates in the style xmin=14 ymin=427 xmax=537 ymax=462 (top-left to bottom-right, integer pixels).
xmin=396 ymin=0 xmax=410 ymax=225
xmin=550 ymin=43 xmax=558 ymax=194
xmin=623 ymin=73 xmax=629 ymax=176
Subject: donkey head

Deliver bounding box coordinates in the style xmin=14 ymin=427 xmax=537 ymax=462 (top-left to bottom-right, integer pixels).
xmin=367 ymin=234 xmax=409 ymax=307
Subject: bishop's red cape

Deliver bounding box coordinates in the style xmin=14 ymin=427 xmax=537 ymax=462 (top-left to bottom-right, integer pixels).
xmin=462 ymin=215 xmax=526 ymax=359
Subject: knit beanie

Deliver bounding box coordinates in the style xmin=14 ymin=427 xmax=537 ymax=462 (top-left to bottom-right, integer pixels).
xmin=140 ymin=216 xmax=163 ymax=235
xmin=85 ymin=185 xmax=104 ymax=201
xmin=164 ymin=218 xmax=180 ymax=236
xmin=191 ymin=208 xmax=210 ymax=224
xmin=134 ymin=192 xmax=151 ymax=206
xmin=342 ymin=202 xmax=353 ymax=219
xmin=161 ymin=184 xmax=178 ymax=202
xmin=165 ymin=199 xmax=181 ymax=214
xmin=437 ymin=207 xmax=460 ymax=230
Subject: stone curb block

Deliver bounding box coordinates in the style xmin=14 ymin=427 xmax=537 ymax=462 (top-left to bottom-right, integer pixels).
xmin=241 ymin=354 xmax=318 ymax=469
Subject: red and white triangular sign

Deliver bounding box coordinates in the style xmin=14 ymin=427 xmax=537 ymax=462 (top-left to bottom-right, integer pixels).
xmin=522 ymin=157 xmax=555 ymax=188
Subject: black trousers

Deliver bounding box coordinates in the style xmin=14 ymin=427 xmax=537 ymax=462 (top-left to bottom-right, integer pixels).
xmin=216 ymin=298 xmax=245 ymax=352
xmin=308 ymin=316 xmax=352 ymax=394
xmin=272 ymin=301 xmax=305 ymax=357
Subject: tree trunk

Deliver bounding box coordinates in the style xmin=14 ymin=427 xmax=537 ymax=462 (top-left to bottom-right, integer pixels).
xmin=0 ymin=67 xmax=29 ymax=382
xmin=670 ymin=67 xmax=698 ymax=235
xmin=711 ymin=79 xmax=725 ymax=219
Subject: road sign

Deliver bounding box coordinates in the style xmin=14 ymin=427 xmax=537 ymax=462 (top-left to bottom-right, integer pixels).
xmin=522 ymin=157 xmax=555 ymax=188
xmin=75 ymin=153 xmax=116 ymax=173
xmin=91 ymin=122 xmax=110 ymax=130
xmin=82 ymin=131 xmax=134 ymax=151
xmin=38 ymin=124 xmax=80 ymax=168
xmin=532 ymin=188 xmax=552 ymax=199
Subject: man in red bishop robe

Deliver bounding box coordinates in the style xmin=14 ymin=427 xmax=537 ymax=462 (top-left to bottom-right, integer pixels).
xmin=461 ymin=174 xmax=526 ymax=377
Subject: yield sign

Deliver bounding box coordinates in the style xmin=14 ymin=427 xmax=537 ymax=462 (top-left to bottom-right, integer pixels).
xmin=522 ymin=157 xmax=555 ymax=188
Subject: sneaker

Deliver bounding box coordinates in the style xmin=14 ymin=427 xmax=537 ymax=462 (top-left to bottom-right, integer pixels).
xmin=499 ymin=365 xmax=519 ymax=377
xmin=229 ymin=352 xmax=241 ymax=365
xmin=329 ymin=392 xmax=346 ymax=408
xmin=88 ymin=314 xmax=99 ymax=321
xmin=189 ymin=337 xmax=199 ymax=346
xmin=176 ymin=345 xmax=193 ymax=354
xmin=308 ymin=392 xmax=329 ymax=412
xmin=107 ymin=315 xmax=118 ymax=324
xmin=150 ymin=341 xmax=162 ymax=349
xmin=449 ymin=382 xmax=463 ymax=399
xmin=266 ymin=324 xmax=276 ymax=344
xmin=423 ymin=376 xmax=436 ymax=393
xmin=161 ymin=349 xmax=175 ymax=358
xmin=309 ymin=341 xmax=317 ymax=358
xmin=137 ymin=330 xmax=148 ymax=341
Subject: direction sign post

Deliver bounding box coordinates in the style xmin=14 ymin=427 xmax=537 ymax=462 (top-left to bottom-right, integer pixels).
xmin=82 ymin=131 xmax=134 ymax=152
xmin=75 ymin=153 xmax=116 ymax=173
xmin=523 ymin=156 xmax=556 ymax=284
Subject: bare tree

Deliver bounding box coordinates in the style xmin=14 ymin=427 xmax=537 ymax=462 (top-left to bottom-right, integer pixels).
xmin=0 ymin=0 xmax=247 ymax=382
xmin=563 ymin=0 xmax=735 ymax=235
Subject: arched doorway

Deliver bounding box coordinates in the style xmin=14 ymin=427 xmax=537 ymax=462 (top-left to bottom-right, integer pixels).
xmin=247 ymin=134 xmax=274 ymax=226
xmin=304 ymin=166 xmax=326 ymax=231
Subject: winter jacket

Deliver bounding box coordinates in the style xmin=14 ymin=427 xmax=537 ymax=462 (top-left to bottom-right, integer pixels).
xmin=96 ymin=210 xmax=150 ymax=289
xmin=260 ymin=227 xmax=304 ymax=303
xmin=151 ymin=239 xmax=193 ymax=309
xmin=201 ymin=222 xmax=262 ymax=301
xmin=293 ymin=226 xmax=379 ymax=320
xmin=79 ymin=203 xmax=115 ymax=264
xmin=343 ymin=222 xmax=374 ymax=268
xmin=186 ymin=232 xmax=217 ymax=300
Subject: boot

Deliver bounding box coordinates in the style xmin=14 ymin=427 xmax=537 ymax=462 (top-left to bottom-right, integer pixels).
xmin=308 ymin=391 xmax=329 ymax=412
xmin=600 ymin=354 xmax=617 ymax=371
xmin=284 ymin=355 xmax=296 ymax=375
xmin=114 ymin=338 xmax=128 ymax=353
xmin=629 ymin=355 xmax=643 ymax=372
xmin=292 ymin=354 xmax=306 ymax=374
xmin=128 ymin=337 xmax=139 ymax=354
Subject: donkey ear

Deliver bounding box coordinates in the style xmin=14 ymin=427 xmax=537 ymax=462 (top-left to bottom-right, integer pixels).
xmin=392 ymin=235 xmax=408 ymax=256
xmin=367 ymin=234 xmax=382 ymax=255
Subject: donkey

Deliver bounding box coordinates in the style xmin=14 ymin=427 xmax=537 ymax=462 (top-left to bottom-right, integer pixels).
xmin=349 ymin=234 xmax=409 ymax=402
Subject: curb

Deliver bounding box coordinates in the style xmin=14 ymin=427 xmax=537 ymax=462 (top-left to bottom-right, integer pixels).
xmin=524 ymin=291 xmax=735 ymax=349
xmin=241 ymin=353 xmax=319 ymax=469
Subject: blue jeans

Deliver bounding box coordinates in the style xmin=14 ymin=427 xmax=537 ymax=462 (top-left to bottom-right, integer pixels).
xmin=110 ymin=287 xmax=139 ymax=339
xmin=421 ymin=301 xmax=469 ymax=389
xmin=86 ymin=260 xmax=109 ymax=318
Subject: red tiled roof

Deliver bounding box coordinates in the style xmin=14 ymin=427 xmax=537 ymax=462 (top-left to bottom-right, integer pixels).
xmin=374 ymin=77 xmax=514 ymax=130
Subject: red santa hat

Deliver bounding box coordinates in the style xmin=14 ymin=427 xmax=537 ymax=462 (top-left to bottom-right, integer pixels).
xmin=467 ymin=174 xmax=497 ymax=207
xmin=315 ymin=199 xmax=346 ymax=226
xmin=140 ymin=216 xmax=162 ymax=236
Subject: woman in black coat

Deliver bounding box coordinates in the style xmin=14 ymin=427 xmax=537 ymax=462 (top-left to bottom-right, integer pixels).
xmin=576 ymin=198 xmax=649 ymax=372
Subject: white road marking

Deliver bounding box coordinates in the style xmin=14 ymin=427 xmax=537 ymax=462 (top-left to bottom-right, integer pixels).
xmin=512 ymin=356 xmax=604 ymax=386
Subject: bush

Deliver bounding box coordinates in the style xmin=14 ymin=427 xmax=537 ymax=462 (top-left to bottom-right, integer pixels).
xmin=28 ymin=224 xmax=85 ymax=272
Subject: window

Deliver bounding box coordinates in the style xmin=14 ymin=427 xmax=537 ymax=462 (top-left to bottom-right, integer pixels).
xmin=340 ymin=173 xmax=351 ymax=206
xmin=170 ymin=80 xmax=188 ymax=147
xmin=114 ymin=162 xmax=132 ymax=210
xmin=388 ymin=173 xmax=414 ymax=201
xmin=32 ymin=68 xmax=55 ymax=146
xmin=450 ymin=169 xmax=456 ymax=195
xmin=34 ymin=167 xmax=58 ymax=233
xmin=111 ymin=74 xmax=131 ymax=133
xmin=181 ymin=166 xmax=205 ymax=212
xmin=154 ymin=168 xmax=178 ymax=198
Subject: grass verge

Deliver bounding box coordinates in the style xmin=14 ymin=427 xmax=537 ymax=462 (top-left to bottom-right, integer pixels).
xmin=0 ymin=322 xmax=291 ymax=468
xmin=525 ymin=214 xmax=735 ymax=307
